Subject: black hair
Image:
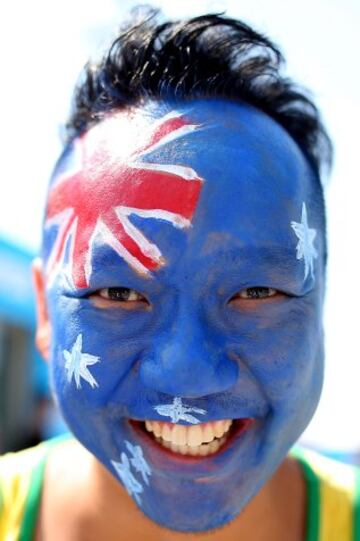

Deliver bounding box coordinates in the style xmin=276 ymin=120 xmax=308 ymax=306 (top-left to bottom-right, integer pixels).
xmin=66 ymin=7 xmax=332 ymax=180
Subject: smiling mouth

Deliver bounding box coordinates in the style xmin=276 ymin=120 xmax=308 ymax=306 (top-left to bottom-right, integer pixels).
xmin=131 ymin=418 xmax=253 ymax=458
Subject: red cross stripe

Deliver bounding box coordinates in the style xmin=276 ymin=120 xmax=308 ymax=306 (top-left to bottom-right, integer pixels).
xmin=45 ymin=113 xmax=203 ymax=289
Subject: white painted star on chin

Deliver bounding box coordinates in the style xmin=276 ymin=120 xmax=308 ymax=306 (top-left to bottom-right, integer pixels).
xmin=125 ymin=441 xmax=152 ymax=485
xmin=63 ymin=333 xmax=100 ymax=389
xmin=291 ymin=202 xmax=318 ymax=281
xmin=111 ymin=453 xmax=144 ymax=505
xmin=153 ymin=396 xmax=207 ymax=424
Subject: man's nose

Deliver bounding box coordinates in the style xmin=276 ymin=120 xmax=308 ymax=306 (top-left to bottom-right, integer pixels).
xmin=139 ymin=317 xmax=238 ymax=398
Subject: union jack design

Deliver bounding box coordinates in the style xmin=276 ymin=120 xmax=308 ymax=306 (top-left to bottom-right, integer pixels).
xmin=45 ymin=112 xmax=203 ymax=288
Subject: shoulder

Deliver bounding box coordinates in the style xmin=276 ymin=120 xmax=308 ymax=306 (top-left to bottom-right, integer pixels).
xmin=292 ymin=446 xmax=359 ymax=499
xmin=0 ymin=441 xmax=48 ymax=539
xmin=291 ymin=447 xmax=360 ymax=540
xmin=0 ymin=435 xmax=72 ymax=540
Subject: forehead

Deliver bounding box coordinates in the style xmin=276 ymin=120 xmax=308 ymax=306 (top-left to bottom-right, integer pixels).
xmin=47 ymin=99 xmax=324 ymax=286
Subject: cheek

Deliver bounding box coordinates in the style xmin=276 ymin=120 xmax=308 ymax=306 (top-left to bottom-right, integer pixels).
xmin=226 ymin=298 xmax=324 ymax=409
xmin=48 ymin=297 xmax=153 ymax=411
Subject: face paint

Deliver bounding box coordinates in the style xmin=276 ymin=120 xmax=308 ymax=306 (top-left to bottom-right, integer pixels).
xmin=153 ymin=396 xmax=207 ymax=424
xmin=63 ymin=333 xmax=100 ymax=388
xmin=291 ymin=202 xmax=318 ymax=281
xmin=44 ymin=112 xmax=203 ymax=288
xmin=111 ymin=452 xmax=144 ymax=505
xmin=125 ymin=440 xmax=152 ymax=485
xmin=43 ymin=99 xmax=326 ymax=532
xmin=111 ymin=440 xmax=152 ymax=505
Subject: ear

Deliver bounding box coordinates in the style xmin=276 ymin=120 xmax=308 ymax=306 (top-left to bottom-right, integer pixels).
xmin=32 ymin=258 xmax=51 ymax=361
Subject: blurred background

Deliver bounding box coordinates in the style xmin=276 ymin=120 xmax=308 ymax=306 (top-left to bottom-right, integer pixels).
xmin=0 ymin=0 xmax=359 ymax=461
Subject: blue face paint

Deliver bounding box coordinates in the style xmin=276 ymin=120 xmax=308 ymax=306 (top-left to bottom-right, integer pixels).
xmin=43 ymin=99 xmax=326 ymax=532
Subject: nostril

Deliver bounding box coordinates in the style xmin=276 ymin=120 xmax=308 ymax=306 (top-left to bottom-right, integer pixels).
xmin=139 ymin=359 xmax=238 ymax=397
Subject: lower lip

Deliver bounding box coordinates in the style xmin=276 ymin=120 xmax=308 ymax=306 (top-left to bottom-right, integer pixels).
xmin=128 ymin=418 xmax=254 ymax=462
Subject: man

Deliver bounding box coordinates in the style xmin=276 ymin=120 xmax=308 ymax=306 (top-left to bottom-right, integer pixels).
xmin=1 ymin=8 xmax=359 ymax=541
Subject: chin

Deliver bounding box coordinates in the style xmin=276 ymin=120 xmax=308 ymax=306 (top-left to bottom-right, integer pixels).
xmin=102 ymin=415 xmax=288 ymax=533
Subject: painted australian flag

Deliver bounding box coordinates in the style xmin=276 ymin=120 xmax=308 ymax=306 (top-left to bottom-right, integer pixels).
xmin=45 ymin=112 xmax=204 ymax=289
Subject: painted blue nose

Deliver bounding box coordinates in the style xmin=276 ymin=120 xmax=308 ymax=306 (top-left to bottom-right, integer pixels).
xmin=139 ymin=318 xmax=238 ymax=398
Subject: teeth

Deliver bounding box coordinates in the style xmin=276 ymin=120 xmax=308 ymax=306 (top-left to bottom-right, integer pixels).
xmin=155 ymin=436 xmax=226 ymax=456
xmin=161 ymin=423 xmax=172 ymax=442
xmin=172 ymin=424 xmax=187 ymax=445
xmin=213 ymin=420 xmax=227 ymax=438
xmin=202 ymin=423 xmax=215 ymax=443
xmin=187 ymin=425 xmax=203 ymax=447
xmin=152 ymin=421 xmax=162 ymax=438
xmin=144 ymin=419 xmax=233 ymax=454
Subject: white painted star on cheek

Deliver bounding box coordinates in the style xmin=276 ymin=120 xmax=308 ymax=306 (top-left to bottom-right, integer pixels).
xmin=153 ymin=396 xmax=207 ymax=424
xmin=291 ymin=202 xmax=318 ymax=281
xmin=63 ymin=334 xmax=100 ymax=389
xmin=111 ymin=453 xmax=144 ymax=505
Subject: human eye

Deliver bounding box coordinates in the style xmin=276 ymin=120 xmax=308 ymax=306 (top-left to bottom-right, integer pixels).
xmin=89 ymin=287 xmax=150 ymax=309
xmin=228 ymin=286 xmax=283 ymax=305
xmin=236 ymin=287 xmax=278 ymax=300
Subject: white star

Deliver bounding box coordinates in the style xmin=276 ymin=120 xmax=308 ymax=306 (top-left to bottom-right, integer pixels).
xmin=111 ymin=453 xmax=144 ymax=505
xmin=153 ymin=396 xmax=206 ymax=424
xmin=125 ymin=441 xmax=152 ymax=485
xmin=291 ymin=202 xmax=318 ymax=281
xmin=63 ymin=334 xmax=100 ymax=389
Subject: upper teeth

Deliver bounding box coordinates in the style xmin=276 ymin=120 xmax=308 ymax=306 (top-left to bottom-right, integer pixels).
xmin=145 ymin=419 xmax=232 ymax=447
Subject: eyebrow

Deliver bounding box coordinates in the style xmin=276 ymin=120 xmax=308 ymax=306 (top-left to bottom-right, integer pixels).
xmin=204 ymin=245 xmax=297 ymax=268
xmin=206 ymin=246 xmax=308 ymax=291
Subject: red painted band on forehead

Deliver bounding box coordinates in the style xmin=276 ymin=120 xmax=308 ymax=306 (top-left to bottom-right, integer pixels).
xmin=45 ymin=112 xmax=204 ymax=289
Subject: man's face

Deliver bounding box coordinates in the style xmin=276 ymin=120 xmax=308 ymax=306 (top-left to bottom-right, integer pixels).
xmin=41 ymin=100 xmax=325 ymax=532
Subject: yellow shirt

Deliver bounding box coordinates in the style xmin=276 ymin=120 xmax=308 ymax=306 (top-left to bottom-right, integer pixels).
xmin=0 ymin=435 xmax=68 ymax=541
xmin=293 ymin=447 xmax=360 ymax=540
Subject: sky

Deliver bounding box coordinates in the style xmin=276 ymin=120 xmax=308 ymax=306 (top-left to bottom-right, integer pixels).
xmin=0 ymin=0 xmax=359 ymax=452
